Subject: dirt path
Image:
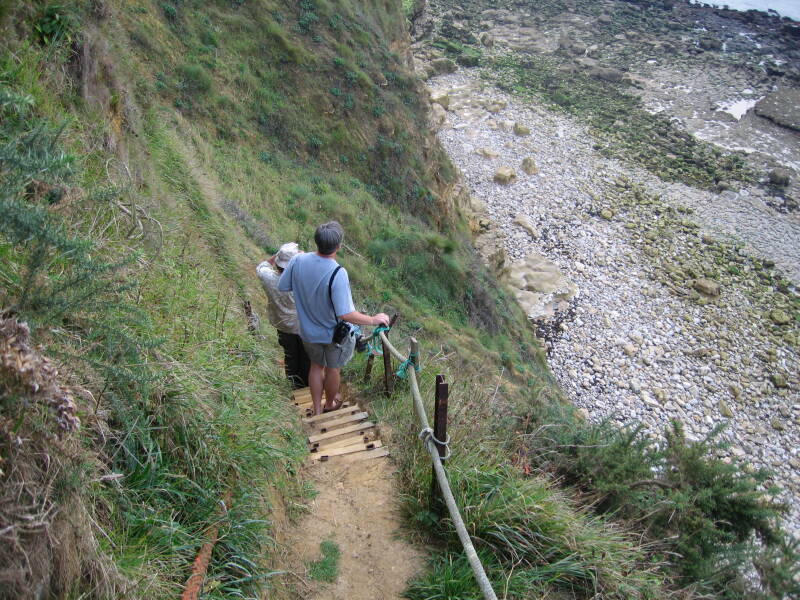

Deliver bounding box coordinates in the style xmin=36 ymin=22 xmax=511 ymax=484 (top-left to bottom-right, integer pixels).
xmin=277 ymin=458 xmax=425 ymax=600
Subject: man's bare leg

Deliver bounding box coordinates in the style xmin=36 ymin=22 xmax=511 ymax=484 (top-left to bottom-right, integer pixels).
xmin=322 ymin=367 xmax=341 ymax=412
xmin=309 ymin=362 xmax=325 ymax=416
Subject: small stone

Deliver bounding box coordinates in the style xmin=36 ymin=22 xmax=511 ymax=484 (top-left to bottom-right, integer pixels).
xmin=493 ymin=166 xmax=517 ymax=185
xmin=771 ymin=417 xmax=785 ymax=431
xmin=600 ymin=208 xmax=614 ymax=220
xmin=719 ymin=399 xmax=734 ymax=418
xmin=623 ymin=343 xmax=636 ymax=357
xmin=521 ymin=157 xmax=539 ymax=175
xmin=513 ymin=122 xmax=531 ymax=136
xmin=771 ymin=373 xmax=788 ymax=389
xmin=693 ymin=278 xmax=721 ymax=297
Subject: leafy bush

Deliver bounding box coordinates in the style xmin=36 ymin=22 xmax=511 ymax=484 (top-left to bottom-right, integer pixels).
xmin=520 ymin=402 xmax=797 ymax=598
xmin=33 ymin=4 xmax=76 ymax=45
xmin=176 ymin=62 xmax=213 ymax=94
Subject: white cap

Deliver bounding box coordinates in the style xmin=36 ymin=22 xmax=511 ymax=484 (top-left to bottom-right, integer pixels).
xmin=275 ymin=242 xmax=300 ymax=268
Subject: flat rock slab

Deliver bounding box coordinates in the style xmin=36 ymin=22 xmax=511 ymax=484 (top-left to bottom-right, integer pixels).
xmin=755 ymin=89 xmax=800 ymax=131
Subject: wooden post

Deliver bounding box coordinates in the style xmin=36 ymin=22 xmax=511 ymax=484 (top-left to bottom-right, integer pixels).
xmin=430 ymin=374 xmax=449 ymax=512
xmin=363 ymin=354 xmax=375 ymax=382
xmin=382 ymin=313 xmax=399 ymax=396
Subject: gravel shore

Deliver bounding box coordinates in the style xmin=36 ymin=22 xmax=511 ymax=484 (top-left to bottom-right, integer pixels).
xmin=428 ymin=68 xmax=800 ymax=536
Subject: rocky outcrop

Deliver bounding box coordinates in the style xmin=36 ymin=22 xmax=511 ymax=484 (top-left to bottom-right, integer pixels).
xmin=755 ymin=89 xmax=800 ymax=131
xmin=502 ymin=252 xmax=578 ymax=319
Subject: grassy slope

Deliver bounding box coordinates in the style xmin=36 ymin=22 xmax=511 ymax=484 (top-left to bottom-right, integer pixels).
xmin=1 ymin=1 xmax=794 ymax=599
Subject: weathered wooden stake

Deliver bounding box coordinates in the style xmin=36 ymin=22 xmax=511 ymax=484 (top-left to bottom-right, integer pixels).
xmin=430 ymin=374 xmax=449 ymax=512
xmin=363 ymin=354 xmax=375 ymax=382
xmin=382 ymin=313 xmax=399 ymax=396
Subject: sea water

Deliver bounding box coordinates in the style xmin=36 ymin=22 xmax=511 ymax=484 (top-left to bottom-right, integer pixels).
xmin=690 ymin=0 xmax=800 ymax=21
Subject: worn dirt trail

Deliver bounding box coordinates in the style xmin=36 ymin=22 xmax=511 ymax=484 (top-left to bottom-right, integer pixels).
xmin=277 ymin=458 xmax=425 ymax=600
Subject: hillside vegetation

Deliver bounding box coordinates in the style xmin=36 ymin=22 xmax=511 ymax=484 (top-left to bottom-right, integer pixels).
xmin=0 ymin=1 xmax=797 ymax=599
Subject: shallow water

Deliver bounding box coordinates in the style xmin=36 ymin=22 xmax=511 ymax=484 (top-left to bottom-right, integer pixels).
xmin=690 ymin=0 xmax=800 ymax=21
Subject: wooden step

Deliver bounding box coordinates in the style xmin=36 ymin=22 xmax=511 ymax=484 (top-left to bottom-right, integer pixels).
xmin=309 ymin=422 xmax=376 ymax=444
xmin=310 ymin=434 xmax=371 ymax=452
xmin=314 ymin=411 xmax=368 ymax=433
xmin=309 ymin=440 xmax=384 ymax=461
xmin=334 ymin=447 xmax=390 ymax=463
xmin=297 ymin=402 xmax=353 ymax=415
xmin=311 ymin=438 xmax=382 ymax=456
xmin=302 ymin=406 xmax=361 ymax=424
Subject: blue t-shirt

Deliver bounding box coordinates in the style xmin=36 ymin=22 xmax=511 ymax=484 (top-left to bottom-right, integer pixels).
xmin=278 ymin=253 xmax=356 ymax=343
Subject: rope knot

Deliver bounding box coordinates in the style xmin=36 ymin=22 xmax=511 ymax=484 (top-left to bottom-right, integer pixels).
xmin=419 ymin=426 xmax=451 ymax=461
xmin=366 ymin=324 xmax=391 ymax=356
xmin=396 ymin=350 xmax=420 ymax=379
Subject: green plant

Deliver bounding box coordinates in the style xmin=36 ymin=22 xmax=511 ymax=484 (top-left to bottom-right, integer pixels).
xmin=308 ymin=540 xmax=340 ymax=582
xmin=521 ymin=402 xmax=794 ymax=597
xmin=33 ymin=4 xmax=75 ymax=45
xmin=160 ymin=1 xmax=177 ymax=23
xmin=176 ymin=63 xmax=213 ymax=95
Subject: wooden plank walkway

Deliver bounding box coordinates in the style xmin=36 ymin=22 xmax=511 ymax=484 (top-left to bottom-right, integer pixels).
xmin=292 ymin=387 xmax=389 ymax=463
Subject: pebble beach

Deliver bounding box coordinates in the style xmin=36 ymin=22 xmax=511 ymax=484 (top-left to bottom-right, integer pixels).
xmin=419 ymin=8 xmax=800 ymax=534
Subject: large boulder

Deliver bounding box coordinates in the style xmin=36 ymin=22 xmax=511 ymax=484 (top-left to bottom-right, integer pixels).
xmin=587 ymin=66 xmax=626 ymax=83
xmin=693 ymin=278 xmax=721 ymax=297
xmin=428 ymin=102 xmax=447 ymax=130
xmin=474 ymin=229 xmax=507 ymax=271
xmin=755 ymin=89 xmax=800 ymax=132
xmin=493 ymin=166 xmax=517 ymax=184
xmin=769 ymin=168 xmax=792 ymax=187
xmin=514 ymin=213 xmax=537 ymax=237
xmin=699 ymin=36 xmax=723 ymax=51
xmin=513 ymin=122 xmax=531 ymax=136
xmin=476 ymin=147 xmax=500 ymax=159
xmin=502 ymin=252 xmax=578 ymax=319
xmin=431 ymin=58 xmax=457 ymax=74
xmin=430 ymin=91 xmax=450 ymax=110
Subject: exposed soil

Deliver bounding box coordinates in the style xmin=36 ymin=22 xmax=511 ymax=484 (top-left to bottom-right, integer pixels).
xmin=276 ymin=459 xmax=425 ymax=600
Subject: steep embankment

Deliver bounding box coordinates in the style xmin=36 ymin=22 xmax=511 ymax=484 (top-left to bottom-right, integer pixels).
xmin=0 ymin=1 xmax=542 ymax=598
xmin=2 ymin=1 xmax=798 ymax=599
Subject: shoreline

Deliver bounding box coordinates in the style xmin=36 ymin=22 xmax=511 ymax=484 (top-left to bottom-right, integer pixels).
xmin=417 ymin=0 xmax=800 ymax=537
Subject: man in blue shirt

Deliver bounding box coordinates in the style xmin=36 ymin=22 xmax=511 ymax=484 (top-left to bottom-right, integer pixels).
xmin=279 ymin=222 xmax=389 ymax=415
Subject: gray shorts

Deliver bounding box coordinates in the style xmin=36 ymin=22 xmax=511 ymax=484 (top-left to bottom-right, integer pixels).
xmin=303 ymin=333 xmax=356 ymax=369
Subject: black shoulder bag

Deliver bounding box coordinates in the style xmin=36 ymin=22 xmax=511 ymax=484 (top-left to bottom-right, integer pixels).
xmin=328 ymin=266 xmax=351 ymax=345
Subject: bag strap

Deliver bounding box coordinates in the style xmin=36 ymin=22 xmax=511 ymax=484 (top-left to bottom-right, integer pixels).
xmin=328 ymin=265 xmax=343 ymax=320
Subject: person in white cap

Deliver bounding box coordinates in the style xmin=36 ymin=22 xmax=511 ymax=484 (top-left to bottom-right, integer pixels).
xmin=256 ymin=243 xmax=310 ymax=389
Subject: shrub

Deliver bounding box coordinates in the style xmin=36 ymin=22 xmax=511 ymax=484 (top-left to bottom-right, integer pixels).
xmin=33 ymin=4 xmax=76 ymax=45
xmin=160 ymin=1 xmax=177 ymax=23
xmin=176 ymin=63 xmax=213 ymax=94
xmin=520 ymin=403 xmax=796 ymax=597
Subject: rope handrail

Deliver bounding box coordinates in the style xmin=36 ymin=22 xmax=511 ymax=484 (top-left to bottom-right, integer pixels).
xmin=377 ymin=331 xmax=498 ymax=600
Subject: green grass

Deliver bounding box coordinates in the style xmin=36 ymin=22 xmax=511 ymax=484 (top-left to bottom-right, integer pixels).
xmin=4 ymin=0 xmax=793 ymax=598
xmin=308 ymin=540 xmax=341 ymax=583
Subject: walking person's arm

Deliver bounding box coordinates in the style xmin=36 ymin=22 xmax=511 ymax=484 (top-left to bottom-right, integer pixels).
xmin=277 ymin=257 xmax=295 ymax=291
xmin=339 ymin=311 xmax=390 ymax=327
